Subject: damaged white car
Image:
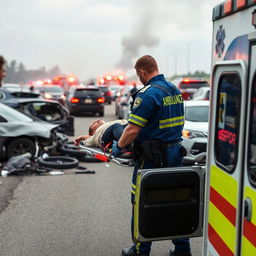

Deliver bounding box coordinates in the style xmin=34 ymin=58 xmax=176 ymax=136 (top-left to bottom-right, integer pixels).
xmin=0 ymin=103 xmax=68 ymax=160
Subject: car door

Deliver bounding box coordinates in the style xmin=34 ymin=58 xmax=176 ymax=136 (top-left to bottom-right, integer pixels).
xmin=133 ymin=165 xmax=205 ymax=242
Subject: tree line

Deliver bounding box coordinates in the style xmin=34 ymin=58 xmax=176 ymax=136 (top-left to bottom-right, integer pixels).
xmin=4 ymin=59 xmax=62 ymax=84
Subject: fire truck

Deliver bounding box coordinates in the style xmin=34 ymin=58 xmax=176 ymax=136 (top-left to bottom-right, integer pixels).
xmin=133 ymin=1 xmax=256 ymax=255
xmin=97 ymin=74 xmax=126 ymax=86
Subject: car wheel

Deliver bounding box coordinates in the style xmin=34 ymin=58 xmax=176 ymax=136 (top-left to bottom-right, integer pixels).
xmin=38 ymin=156 xmax=79 ymax=169
xmin=6 ymin=138 xmax=36 ymax=159
xmin=99 ymin=111 xmax=104 ymax=117
xmin=58 ymin=142 xmax=88 ymax=157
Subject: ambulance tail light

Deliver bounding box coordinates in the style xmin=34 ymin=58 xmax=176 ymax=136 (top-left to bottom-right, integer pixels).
xmin=70 ymin=97 xmax=80 ymax=103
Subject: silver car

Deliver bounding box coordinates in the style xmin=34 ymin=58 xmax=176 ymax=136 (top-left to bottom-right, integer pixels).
xmin=182 ymin=100 xmax=209 ymax=164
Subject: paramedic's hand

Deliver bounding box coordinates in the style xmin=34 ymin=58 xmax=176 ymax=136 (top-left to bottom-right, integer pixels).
xmin=112 ymin=141 xmax=122 ymax=157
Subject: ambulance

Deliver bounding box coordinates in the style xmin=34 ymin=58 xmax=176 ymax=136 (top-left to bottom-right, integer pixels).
xmin=133 ymin=1 xmax=256 ymax=255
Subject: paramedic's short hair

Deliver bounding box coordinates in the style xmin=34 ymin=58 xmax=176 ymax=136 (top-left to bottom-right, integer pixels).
xmin=134 ymin=55 xmax=158 ymax=73
xmin=0 ymin=56 xmax=5 ymax=67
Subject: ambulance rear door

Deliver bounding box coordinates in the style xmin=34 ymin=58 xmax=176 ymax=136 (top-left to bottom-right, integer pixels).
xmin=133 ymin=165 xmax=205 ymax=242
xmin=204 ymin=60 xmax=247 ymax=256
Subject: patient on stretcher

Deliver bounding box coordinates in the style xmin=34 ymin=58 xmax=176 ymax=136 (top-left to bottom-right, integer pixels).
xmin=74 ymin=119 xmax=128 ymax=149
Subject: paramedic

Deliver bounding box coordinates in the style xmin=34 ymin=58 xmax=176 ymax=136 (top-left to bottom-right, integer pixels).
xmin=112 ymin=55 xmax=191 ymax=256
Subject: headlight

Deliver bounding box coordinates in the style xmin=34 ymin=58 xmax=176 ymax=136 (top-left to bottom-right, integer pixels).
xmin=44 ymin=93 xmax=52 ymax=99
xmin=182 ymin=129 xmax=207 ymax=139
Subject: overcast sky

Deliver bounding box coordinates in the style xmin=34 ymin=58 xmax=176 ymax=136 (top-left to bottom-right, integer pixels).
xmin=1 ymin=0 xmax=221 ymax=81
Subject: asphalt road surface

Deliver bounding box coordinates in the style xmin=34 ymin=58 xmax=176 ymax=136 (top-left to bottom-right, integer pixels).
xmin=0 ymin=104 xmax=202 ymax=256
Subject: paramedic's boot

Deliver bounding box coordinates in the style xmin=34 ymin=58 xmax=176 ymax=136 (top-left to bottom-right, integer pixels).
xmin=169 ymin=250 xmax=192 ymax=256
xmin=121 ymin=248 xmax=150 ymax=256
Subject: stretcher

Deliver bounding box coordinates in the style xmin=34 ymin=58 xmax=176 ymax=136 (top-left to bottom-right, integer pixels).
xmin=79 ymin=144 xmax=134 ymax=167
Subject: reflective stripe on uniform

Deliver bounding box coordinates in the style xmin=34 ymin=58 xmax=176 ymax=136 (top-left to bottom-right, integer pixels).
xmin=133 ymin=171 xmax=142 ymax=242
xmin=135 ymin=243 xmax=141 ymax=254
xmin=131 ymin=184 xmax=136 ymax=195
xmin=128 ymin=114 xmax=148 ymax=127
xmin=159 ymin=115 xmax=184 ymax=129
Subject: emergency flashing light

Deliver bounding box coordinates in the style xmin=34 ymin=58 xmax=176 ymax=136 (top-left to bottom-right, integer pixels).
xmin=224 ymin=0 xmax=232 ymax=14
xmin=236 ymin=0 xmax=246 ymax=9
xmin=183 ymin=79 xmax=190 ymax=82
xmin=36 ymin=80 xmax=43 ymax=86
xmin=99 ymin=78 xmax=104 ymax=84
xmin=68 ymin=77 xmax=75 ymax=82
xmin=106 ymin=75 xmax=112 ymax=80
xmin=252 ymin=10 xmax=256 ymax=27
xmin=118 ymin=75 xmax=124 ymax=81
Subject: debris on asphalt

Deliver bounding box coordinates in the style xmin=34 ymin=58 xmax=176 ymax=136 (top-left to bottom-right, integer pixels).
xmin=75 ymin=170 xmax=95 ymax=174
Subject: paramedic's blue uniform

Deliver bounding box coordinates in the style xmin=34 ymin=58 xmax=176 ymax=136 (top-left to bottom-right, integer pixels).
xmin=127 ymin=74 xmax=190 ymax=255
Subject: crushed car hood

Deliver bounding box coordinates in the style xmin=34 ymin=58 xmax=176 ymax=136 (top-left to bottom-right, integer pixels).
xmin=0 ymin=122 xmax=59 ymax=138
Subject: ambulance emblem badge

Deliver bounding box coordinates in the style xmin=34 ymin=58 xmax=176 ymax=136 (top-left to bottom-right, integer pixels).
xmin=215 ymin=25 xmax=226 ymax=57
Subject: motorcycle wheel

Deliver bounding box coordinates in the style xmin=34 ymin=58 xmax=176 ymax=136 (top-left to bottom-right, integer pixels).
xmin=38 ymin=156 xmax=79 ymax=169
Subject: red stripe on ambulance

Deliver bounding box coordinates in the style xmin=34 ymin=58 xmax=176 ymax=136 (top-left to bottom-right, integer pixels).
xmin=208 ymin=224 xmax=234 ymax=256
xmin=243 ymin=218 xmax=256 ymax=247
xmin=210 ymin=186 xmax=236 ymax=226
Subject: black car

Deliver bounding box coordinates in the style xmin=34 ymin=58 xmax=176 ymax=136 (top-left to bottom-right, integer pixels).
xmin=0 ymin=103 xmax=68 ymax=160
xmin=35 ymin=85 xmax=66 ymax=106
xmin=98 ymin=86 xmax=112 ymax=104
xmin=2 ymin=98 xmax=74 ymax=136
xmin=67 ymin=87 xmax=105 ymax=116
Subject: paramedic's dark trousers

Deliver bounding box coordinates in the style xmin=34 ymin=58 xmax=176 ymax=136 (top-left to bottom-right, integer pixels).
xmin=130 ymin=143 xmax=191 ymax=255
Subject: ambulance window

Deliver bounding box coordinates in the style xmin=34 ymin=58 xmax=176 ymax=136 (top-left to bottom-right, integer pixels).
xmin=248 ymin=74 xmax=256 ymax=185
xmin=215 ymin=74 xmax=241 ymax=172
